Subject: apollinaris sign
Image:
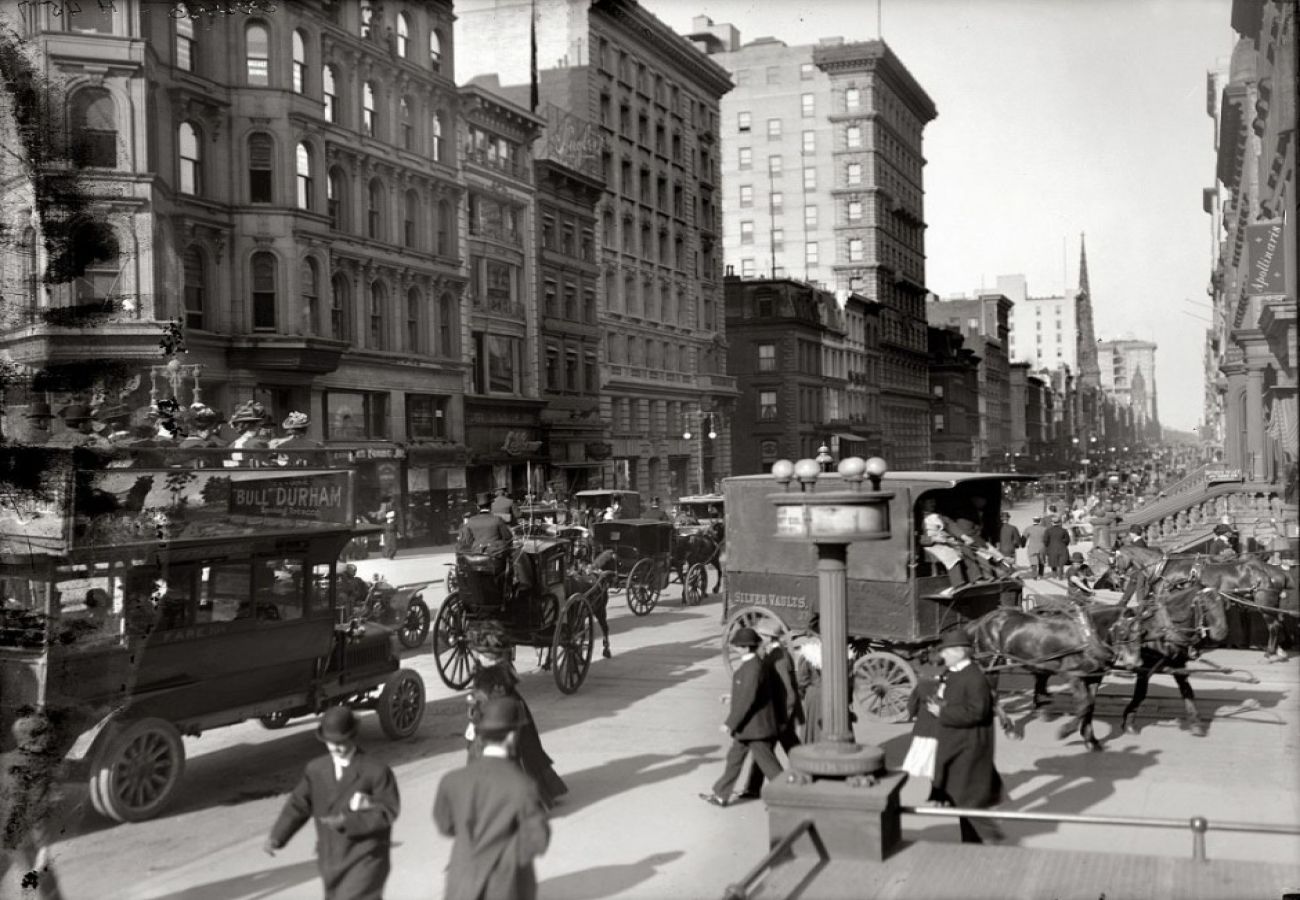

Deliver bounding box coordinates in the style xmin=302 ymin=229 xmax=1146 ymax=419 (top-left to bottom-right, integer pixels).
xmin=1246 ymin=222 xmax=1286 ymax=295
xmin=228 ymin=473 xmax=351 ymax=522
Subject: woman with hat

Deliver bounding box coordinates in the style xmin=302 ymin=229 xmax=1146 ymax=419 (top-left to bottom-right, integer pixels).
xmin=270 ymin=410 xmax=322 ymax=466
xmin=264 ymin=707 xmax=400 ymax=900
xmin=178 ymin=403 xmax=224 ymax=452
xmin=465 ymin=630 xmax=568 ymax=809
xmin=226 ymin=400 xmax=269 ymax=467
xmin=924 ymin=630 xmax=1004 ymax=844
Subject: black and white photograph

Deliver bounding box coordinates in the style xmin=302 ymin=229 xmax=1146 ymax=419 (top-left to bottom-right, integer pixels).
xmin=0 ymin=0 xmax=1296 ymax=897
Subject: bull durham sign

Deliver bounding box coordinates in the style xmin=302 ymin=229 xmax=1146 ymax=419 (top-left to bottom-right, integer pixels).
xmin=228 ymin=473 xmax=351 ymax=523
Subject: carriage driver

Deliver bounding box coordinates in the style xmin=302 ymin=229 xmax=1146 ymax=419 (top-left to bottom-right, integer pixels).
xmin=458 ymin=493 xmax=533 ymax=601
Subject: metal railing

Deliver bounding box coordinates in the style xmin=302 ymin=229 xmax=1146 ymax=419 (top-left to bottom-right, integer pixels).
xmin=722 ymin=818 xmax=825 ymax=900
xmin=900 ymin=804 xmax=1300 ymax=862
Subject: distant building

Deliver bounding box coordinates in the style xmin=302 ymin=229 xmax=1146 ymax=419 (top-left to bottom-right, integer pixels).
xmin=926 ymin=326 xmax=980 ymax=470
xmin=999 ymin=274 xmax=1078 ymax=373
xmin=697 ymin=22 xmax=936 ymax=468
xmin=927 ymin=292 xmax=1013 ymax=467
xmin=1097 ymin=337 xmax=1161 ymax=441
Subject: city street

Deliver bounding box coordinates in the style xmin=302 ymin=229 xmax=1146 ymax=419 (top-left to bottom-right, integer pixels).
xmin=45 ymin=503 xmax=1300 ymax=899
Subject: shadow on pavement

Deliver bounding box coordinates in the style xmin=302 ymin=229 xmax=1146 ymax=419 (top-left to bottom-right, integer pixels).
xmin=555 ymin=746 xmax=720 ymax=817
xmin=539 ymin=851 xmax=683 ymax=900
xmin=142 ymin=858 xmax=318 ymax=900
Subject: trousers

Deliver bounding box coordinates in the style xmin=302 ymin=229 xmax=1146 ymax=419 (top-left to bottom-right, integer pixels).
xmin=713 ymin=738 xmax=782 ymax=797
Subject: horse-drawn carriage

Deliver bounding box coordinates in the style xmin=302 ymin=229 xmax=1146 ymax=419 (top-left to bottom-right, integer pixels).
xmin=669 ymin=495 xmax=726 ymax=606
xmin=721 ymin=470 xmax=1029 ymax=723
xmin=572 ymin=489 xmax=641 ymax=525
xmin=589 ymin=519 xmax=674 ymax=616
xmin=432 ymin=537 xmax=605 ymax=693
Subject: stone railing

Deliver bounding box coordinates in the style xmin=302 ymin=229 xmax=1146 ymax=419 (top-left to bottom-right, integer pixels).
xmin=1120 ymin=482 xmax=1292 ymax=552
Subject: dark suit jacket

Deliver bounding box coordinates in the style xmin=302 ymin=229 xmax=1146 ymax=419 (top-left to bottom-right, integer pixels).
xmin=433 ymin=756 xmax=551 ymax=900
xmin=933 ymin=663 xmax=1002 ymax=809
xmin=458 ymin=512 xmax=514 ymax=553
xmin=1043 ymin=525 xmax=1072 ymax=568
xmin=490 ymin=496 xmax=518 ymax=523
xmin=268 ymin=750 xmax=400 ymax=900
xmin=764 ymin=646 xmax=802 ymax=729
xmin=726 ymin=656 xmax=778 ymax=740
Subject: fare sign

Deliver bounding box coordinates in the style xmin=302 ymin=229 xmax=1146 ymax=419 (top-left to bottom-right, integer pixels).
xmin=228 ymin=473 xmax=351 ymax=523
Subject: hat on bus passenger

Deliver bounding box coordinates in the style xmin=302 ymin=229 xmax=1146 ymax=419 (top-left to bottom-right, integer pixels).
xmin=317 ymin=707 xmax=359 ymax=743
xmin=282 ymin=411 xmax=310 ymax=431
xmin=229 ymin=400 xmax=265 ymax=425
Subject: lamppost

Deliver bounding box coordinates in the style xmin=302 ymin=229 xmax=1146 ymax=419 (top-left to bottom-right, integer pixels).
xmin=761 ymin=454 xmax=907 ymax=863
xmin=683 ymin=409 xmax=718 ymax=495
xmin=815 ymin=443 xmax=833 ymax=473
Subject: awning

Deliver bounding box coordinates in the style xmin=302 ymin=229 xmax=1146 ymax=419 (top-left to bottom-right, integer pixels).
xmin=833 ymin=433 xmax=871 ymax=442
xmin=405 ymin=443 xmax=469 ymax=465
xmin=551 ymin=461 xmax=608 ymax=468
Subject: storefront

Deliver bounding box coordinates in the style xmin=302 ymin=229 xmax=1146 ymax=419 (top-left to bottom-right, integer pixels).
xmin=404 ymin=442 xmax=470 ymax=547
xmin=464 ymin=397 xmax=547 ymax=500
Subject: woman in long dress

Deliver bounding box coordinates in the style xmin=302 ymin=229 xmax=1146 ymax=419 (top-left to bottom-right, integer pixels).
xmin=465 ymin=637 xmax=568 ymax=808
xmin=795 ymin=637 xmax=823 ymax=744
xmin=902 ymin=663 xmax=944 ymax=800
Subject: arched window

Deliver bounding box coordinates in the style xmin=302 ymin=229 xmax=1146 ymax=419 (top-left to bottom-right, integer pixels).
xmin=20 ymin=227 xmax=38 ymax=310
xmin=360 ymin=0 xmax=374 ymax=38
xmin=397 ymin=13 xmax=411 ymax=58
xmin=330 ymin=273 xmax=351 ymax=341
xmin=399 ymin=97 xmax=413 ymax=150
xmin=251 ymin=252 xmax=277 ymax=330
xmin=368 ymin=280 xmax=387 ymax=349
xmin=327 ymin=166 xmax=347 ymax=231
xmin=405 ymin=286 xmax=421 ymax=352
xmin=322 ymin=64 xmax=339 ymax=123
xmin=248 ymin=132 xmax=273 ymax=203
xmin=363 ymin=81 xmax=377 ymax=137
xmin=367 ymin=179 xmax=384 ymax=240
xmin=71 ymin=89 xmax=117 ymax=168
xmin=72 ymin=222 xmax=119 ymax=307
xmin=429 ymin=29 xmax=443 ymax=69
xmin=431 ymin=111 xmax=444 ymax=161
xmin=182 ymin=245 xmax=205 ymax=329
xmin=175 ymin=13 xmax=196 ymax=72
xmin=436 ymin=199 xmax=451 ymax=256
xmin=301 ymin=257 xmax=319 ymax=335
xmin=178 ymin=122 xmax=201 ymax=195
xmin=292 ymin=29 xmax=308 ymax=93
xmin=245 ymin=22 xmax=270 ymax=86
xmin=438 ymin=291 xmax=455 ymax=356
xmin=296 ymin=142 xmax=314 ymax=210
xmin=403 ymin=189 xmax=418 ymax=248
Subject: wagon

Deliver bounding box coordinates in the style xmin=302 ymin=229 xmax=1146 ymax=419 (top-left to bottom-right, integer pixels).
xmin=572 ymin=489 xmax=641 ymax=525
xmin=0 ymin=450 xmax=425 ymax=823
xmin=432 ymin=537 xmax=600 ymax=694
xmin=670 ymin=494 xmax=726 ymax=605
xmin=673 ymin=493 xmax=725 ymax=532
xmin=720 ymin=470 xmax=1031 ymax=723
xmin=590 ymin=519 xmax=674 ymax=616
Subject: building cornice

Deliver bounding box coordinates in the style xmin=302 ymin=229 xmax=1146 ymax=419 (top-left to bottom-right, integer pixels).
xmin=593 ymin=0 xmax=734 ymax=99
xmin=812 ymin=41 xmax=937 ymax=123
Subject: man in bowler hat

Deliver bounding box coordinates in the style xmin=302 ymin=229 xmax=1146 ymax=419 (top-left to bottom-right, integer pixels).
xmin=925 ymin=630 xmax=1004 ymax=844
xmin=699 ymin=627 xmax=783 ymax=807
xmin=458 ymin=493 xmax=514 ymax=556
xmin=264 ymin=707 xmax=400 ymax=899
xmin=434 ymin=696 xmax=551 ymax=900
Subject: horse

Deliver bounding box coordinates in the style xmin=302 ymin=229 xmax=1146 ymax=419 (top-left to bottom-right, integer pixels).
xmin=567 ymin=548 xmax=616 ymax=659
xmin=967 ymin=602 xmax=1132 ymax=752
xmin=1110 ymin=544 xmax=1291 ymax=661
xmin=669 ymin=521 xmax=725 ymax=596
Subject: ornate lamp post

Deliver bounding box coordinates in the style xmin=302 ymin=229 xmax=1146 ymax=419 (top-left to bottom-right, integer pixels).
xmin=763 ymin=454 xmax=908 ymax=861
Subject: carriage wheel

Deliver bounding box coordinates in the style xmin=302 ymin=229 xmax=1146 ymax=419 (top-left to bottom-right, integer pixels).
xmin=258 ymin=711 xmax=294 ymax=730
xmin=626 ymin=559 xmax=659 ymax=616
xmin=433 ymin=593 xmax=475 ymax=690
xmin=852 ymin=651 xmax=917 ymax=724
xmin=444 ymin=567 xmax=459 ymax=596
xmin=398 ymin=596 xmax=431 ymax=649
xmin=683 ymin=563 xmax=708 ymax=606
xmin=376 ymin=668 xmax=426 ymax=739
xmin=553 ymin=594 xmax=596 ymax=694
xmin=89 ymin=718 xmax=186 ymax=823
xmin=721 ymin=607 xmax=789 ymax=674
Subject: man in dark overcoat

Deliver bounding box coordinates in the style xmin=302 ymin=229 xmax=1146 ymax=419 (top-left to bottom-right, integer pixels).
xmin=490 ymin=488 xmax=519 ymax=526
xmin=1042 ymin=515 xmax=1072 ymax=577
xmin=264 ymin=707 xmax=400 ymax=899
xmin=699 ymin=627 xmax=783 ymax=806
xmin=926 ymin=630 xmax=1004 ymax=844
xmin=458 ymin=494 xmax=514 ymax=555
xmin=434 ymin=696 xmax=551 ymax=900
xmin=739 ymin=629 xmax=802 ymax=800
xmin=997 ymin=512 xmax=1022 ymax=568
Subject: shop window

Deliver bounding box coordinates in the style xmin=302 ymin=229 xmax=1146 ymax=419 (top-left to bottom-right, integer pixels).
xmin=325 ymin=391 xmax=390 ymax=439
xmin=406 ymin=394 xmax=448 ymax=440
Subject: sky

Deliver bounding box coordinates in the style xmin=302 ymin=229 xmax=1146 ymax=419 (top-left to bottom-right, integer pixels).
xmin=641 ymin=0 xmax=1235 ymax=432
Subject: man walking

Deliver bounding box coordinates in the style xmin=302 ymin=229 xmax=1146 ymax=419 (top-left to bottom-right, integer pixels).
xmin=434 ymin=697 xmax=551 ymax=900
xmin=739 ymin=629 xmax=802 ymax=800
xmin=926 ymin=631 xmax=1004 ymax=845
xmin=264 ymin=708 xmax=400 ymax=899
xmin=699 ymin=627 xmax=783 ymax=807
xmin=1043 ymin=515 xmax=1072 ymax=578
xmin=1021 ymin=515 xmax=1048 ymax=577
xmin=997 ymin=512 xmax=1022 ymax=570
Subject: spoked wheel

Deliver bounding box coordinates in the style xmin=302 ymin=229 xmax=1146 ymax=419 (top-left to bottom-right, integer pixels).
xmin=444 ymin=568 xmax=459 ymax=596
xmin=398 ymin=596 xmax=431 ymax=649
xmin=626 ymin=559 xmax=659 ymax=616
xmin=377 ymin=668 xmax=426 ymax=739
xmin=721 ymin=607 xmax=789 ymax=674
xmin=89 ymin=718 xmax=186 ymax=823
xmin=852 ymin=651 xmax=917 ymax=724
xmin=433 ymin=593 xmax=475 ymax=690
xmin=682 ymin=563 xmax=708 ymax=607
xmin=552 ymin=594 xmax=596 ymax=694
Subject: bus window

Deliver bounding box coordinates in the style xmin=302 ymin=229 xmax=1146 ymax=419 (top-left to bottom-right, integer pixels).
xmin=252 ymin=558 xmax=304 ymax=622
xmin=207 ymin=562 xmax=251 ymax=623
xmin=154 ymin=567 xmax=198 ymax=631
xmin=308 ymin=562 xmax=334 ymax=618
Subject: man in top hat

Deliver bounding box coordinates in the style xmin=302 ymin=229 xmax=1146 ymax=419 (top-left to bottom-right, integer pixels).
xmin=997 ymin=512 xmax=1022 ymax=570
xmin=434 ymin=696 xmax=551 ymax=900
xmin=0 ymin=710 xmax=64 ymax=899
xmin=699 ymin=626 xmax=782 ymax=807
xmin=643 ymin=496 xmax=670 ymax=522
xmin=265 ymin=707 xmax=400 ymax=900
xmin=458 ymin=493 xmax=514 ymax=557
xmin=1209 ymin=523 xmax=1238 ymax=561
xmin=925 ymin=630 xmax=1004 ymax=844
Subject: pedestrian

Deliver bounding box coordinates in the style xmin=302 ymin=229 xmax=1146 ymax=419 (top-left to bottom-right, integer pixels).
xmin=264 ymin=707 xmax=400 ymax=900
xmin=795 ymin=630 xmax=823 ymax=744
xmin=739 ymin=629 xmax=802 ymax=800
xmin=434 ymin=696 xmax=551 ymax=900
xmin=997 ymin=512 xmax=1022 ymax=569
xmin=490 ymin=488 xmax=518 ymax=526
xmin=0 ymin=710 xmax=64 ymax=900
xmin=925 ymin=631 xmax=1005 ymax=844
xmin=466 ymin=631 xmax=568 ymax=809
xmin=901 ymin=661 xmax=944 ymax=801
xmin=699 ymin=627 xmax=783 ymax=807
xmin=1042 ymin=515 xmax=1072 ymax=578
xmin=374 ymin=494 xmax=399 ymax=560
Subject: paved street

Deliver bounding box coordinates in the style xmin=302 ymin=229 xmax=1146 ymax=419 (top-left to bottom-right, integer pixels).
xmin=44 ymin=503 xmax=1300 ymax=899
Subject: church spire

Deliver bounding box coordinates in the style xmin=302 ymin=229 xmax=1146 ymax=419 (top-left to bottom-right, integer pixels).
xmin=1075 ymin=232 xmax=1101 ymax=388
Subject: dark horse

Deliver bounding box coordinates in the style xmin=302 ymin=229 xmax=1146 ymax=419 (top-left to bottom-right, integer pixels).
xmin=670 ymin=521 xmax=725 ymax=596
xmin=1109 ymin=544 xmax=1291 ymax=661
xmin=568 ymin=548 xmax=616 ymax=659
